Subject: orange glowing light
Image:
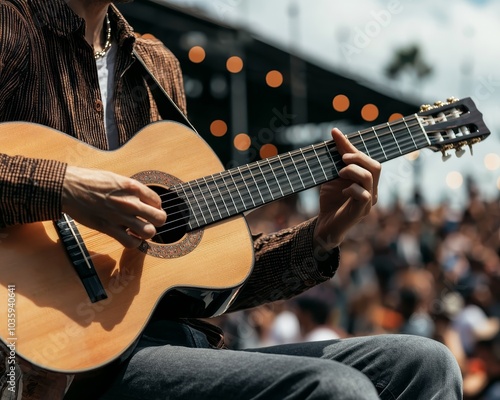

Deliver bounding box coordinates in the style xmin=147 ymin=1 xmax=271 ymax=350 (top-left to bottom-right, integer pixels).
xmin=332 ymin=94 xmax=350 ymax=112
xmin=361 ymin=104 xmax=379 ymax=122
xmin=266 ymin=70 xmax=283 ymax=88
xmin=226 ymin=56 xmax=244 ymax=73
xmin=188 ymin=46 xmax=206 ymax=63
xmin=388 ymin=113 xmax=403 ymax=122
xmin=259 ymin=144 xmax=278 ymax=159
xmin=210 ymin=120 xmax=228 ymax=137
xmin=234 ymin=133 xmax=251 ymax=151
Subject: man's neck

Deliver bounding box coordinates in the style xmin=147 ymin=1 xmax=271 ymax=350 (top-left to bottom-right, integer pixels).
xmin=66 ymin=0 xmax=111 ymax=52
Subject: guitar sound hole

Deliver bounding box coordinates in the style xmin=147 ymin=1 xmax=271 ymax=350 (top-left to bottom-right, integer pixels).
xmin=149 ymin=186 xmax=189 ymax=244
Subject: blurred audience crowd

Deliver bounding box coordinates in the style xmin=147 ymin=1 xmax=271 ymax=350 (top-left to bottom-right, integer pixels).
xmin=212 ymin=179 xmax=500 ymax=400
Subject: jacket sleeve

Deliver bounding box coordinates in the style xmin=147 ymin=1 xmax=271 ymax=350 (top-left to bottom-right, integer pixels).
xmin=227 ymin=217 xmax=340 ymax=312
xmin=0 ymin=155 xmax=67 ymax=227
xmin=0 ymin=4 xmax=67 ymax=227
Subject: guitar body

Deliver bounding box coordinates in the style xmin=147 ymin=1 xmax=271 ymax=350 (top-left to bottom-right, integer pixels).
xmin=0 ymin=121 xmax=254 ymax=373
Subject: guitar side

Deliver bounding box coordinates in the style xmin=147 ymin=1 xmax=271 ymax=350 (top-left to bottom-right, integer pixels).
xmin=0 ymin=121 xmax=254 ymax=373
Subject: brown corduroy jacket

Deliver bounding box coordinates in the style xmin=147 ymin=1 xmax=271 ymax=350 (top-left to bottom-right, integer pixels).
xmin=0 ymin=0 xmax=341 ymax=397
xmin=0 ymin=0 xmax=338 ymax=313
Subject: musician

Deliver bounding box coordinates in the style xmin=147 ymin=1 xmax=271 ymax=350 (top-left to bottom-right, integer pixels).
xmin=0 ymin=0 xmax=461 ymax=398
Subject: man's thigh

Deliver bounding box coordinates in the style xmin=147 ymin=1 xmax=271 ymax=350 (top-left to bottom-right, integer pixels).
xmin=101 ymin=333 xmax=379 ymax=400
xmin=252 ymin=334 xmax=462 ymax=400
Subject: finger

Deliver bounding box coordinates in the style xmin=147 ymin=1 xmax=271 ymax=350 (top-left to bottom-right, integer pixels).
xmin=341 ymin=153 xmax=381 ymax=205
xmin=338 ymin=164 xmax=373 ymax=193
xmin=117 ymin=212 xmax=156 ymax=240
xmin=342 ymin=183 xmax=373 ymax=205
xmin=105 ymin=225 xmax=144 ymax=248
xmin=126 ymin=181 xmax=168 ymax=226
xmin=331 ymin=128 xmax=358 ymax=155
xmin=124 ymin=179 xmax=164 ymax=210
xmin=123 ymin=216 xmax=158 ymax=240
xmin=112 ymin=194 xmax=167 ymax=227
xmin=134 ymin=202 xmax=167 ymax=227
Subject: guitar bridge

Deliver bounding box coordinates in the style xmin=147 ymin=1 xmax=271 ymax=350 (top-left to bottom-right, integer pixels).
xmin=54 ymin=214 xmax=107 ymax=303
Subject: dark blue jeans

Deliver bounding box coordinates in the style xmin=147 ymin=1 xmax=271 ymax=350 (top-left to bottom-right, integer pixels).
xmin=95 ymin=320 xmax=461 ymax=400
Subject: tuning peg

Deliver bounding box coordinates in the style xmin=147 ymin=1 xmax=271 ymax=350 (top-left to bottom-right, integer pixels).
xmin=441 ymin=150 xmax=452 ymax=161
xmin=420 ymin=104 xmax=433 ymax=112
xmin=455 ymin=147 xmax=465 ymax=158
xmin=447 ymin=96 xmax=459 ymax=103
xmin=468 ymin=143 xmax=474 ymax=156
xmin=434 ymin=100 xmax=445 ymax=107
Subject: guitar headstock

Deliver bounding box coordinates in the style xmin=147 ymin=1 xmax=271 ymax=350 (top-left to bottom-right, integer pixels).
xmin=418 ymin=97 xmax=490 ymax=161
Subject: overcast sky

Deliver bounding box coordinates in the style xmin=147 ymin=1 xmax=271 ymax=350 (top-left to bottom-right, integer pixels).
xmin=162 ymin=0 xmax=500 ymax=207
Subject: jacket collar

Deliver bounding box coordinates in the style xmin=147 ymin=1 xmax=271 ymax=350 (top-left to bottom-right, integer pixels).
xmin=29 ymin=0 xmax=136 ymax=47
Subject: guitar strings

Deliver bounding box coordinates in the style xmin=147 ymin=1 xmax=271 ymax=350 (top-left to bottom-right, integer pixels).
xmin=157 ymin=122 xmax=428 ymax=234
xmin=165 ymin=133 xmax=422 ymax=230
xmin=155 ymin=118 xmax=428 ymax=231
xmin=159 ymin=117 xmax=425 ymax=211
xmin=78 ymin=111 xmax=459 ymax=254
xmin=165 ymin=109 xmax=466 ymax=219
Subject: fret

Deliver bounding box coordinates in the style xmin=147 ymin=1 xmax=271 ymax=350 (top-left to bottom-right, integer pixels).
xmin=246 ymin=166 xmax=266 ymax=204
xmin=225 ymin=169 xmax=248 ymax=212
xmin=192 ymin=180 xmax=215 ymax=223
xmin=386 ymin=122 xmax=402 ymax=155
xmin=414 ymin=115 xmax=432 ymax=146
xmin=363 ymin=128 xmax=385 ymax=160
xmin=402 ymin=117 xmax=418 ymax=150
xmin=409 ymin=117 xmax=431 ymax=149
xmin=388 ymin=121 xmax=413 ymax=155
xmin=288 ymin=151 xmax=306 ymax=189
xmin=204 ymin=176 xmax=230 ymax=219
xmin=265 ymin=158 xmax=285 ymax=198
xmin=213 ymin=176 xmax=232 ymax=216
xmin=357 ymin=131 xmax=371 ymax=157
xmin=373 ymin=124 xmax=401 ymax=161
xmin=255 ymin=161 xmax=275 ymax=202
xmin=372 ymin=127 xmax=387 ymax=160
xmin=236 ymin=166 xmax=257 ymax=208
xmin=307 ymin=144 xmax=335 ymax=184
xmin=322 ymin=141 xmax=340 ymax=176
xmin=217 ymin=172 xmax=239 ymax=215
xmin=188 ymin=182 xmax=213 ymax=224
xmin=312 ymin=145 xmax=329 ymax=181
xmin=299 ymin=147 xmax=317 ymax=185
xmin=277 ymin=155 xmax=295 ymax=193
xmin=201 ymin=177 xmax=222 ymax=220
xmin=182 ymin=182 xmax=207 ymax=226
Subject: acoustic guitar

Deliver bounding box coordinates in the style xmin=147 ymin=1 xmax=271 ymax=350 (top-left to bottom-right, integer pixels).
xmin=0 ymin=97 xmax=490 ymax=376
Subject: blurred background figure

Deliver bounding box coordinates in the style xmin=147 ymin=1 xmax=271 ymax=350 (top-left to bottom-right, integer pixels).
xmin=293 ymin=296 xmax=341 ymax=342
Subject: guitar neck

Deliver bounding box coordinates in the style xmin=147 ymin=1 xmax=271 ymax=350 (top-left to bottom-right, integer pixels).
xmin=174 ymin=114 xmax=428 ymax=230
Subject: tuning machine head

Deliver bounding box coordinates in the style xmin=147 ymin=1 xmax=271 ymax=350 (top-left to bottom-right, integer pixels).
xmin=420 ymin=97 xmax=460 ymax=112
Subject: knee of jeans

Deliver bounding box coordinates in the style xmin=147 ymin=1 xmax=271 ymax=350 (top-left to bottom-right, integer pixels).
xmin=394 ymin=335 xmax=461 ymax=380
xmin=308 ymin=366 xmax=379 ymax=400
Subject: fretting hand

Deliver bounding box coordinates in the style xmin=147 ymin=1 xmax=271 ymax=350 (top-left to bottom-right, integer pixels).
xmin=313 ymin=128 xmax=381 ymax=253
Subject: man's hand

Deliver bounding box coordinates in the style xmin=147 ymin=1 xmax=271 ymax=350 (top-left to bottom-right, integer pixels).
xmin=313 ymin=128 xmax=381 ymax=252
xmin=62 ymin=166 xmax=167 ymax=248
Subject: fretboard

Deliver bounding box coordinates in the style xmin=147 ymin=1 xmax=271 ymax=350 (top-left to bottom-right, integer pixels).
xmin=173 ymin=114 xmax=430 ymax=231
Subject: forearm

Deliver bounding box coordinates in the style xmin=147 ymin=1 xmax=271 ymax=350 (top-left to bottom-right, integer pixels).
xmin=0 ymin=153 xmax=67 ymax=227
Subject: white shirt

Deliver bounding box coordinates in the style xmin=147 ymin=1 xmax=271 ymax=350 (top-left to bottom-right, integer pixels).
xmin=95 ymin=43 xmax=120 ymax=150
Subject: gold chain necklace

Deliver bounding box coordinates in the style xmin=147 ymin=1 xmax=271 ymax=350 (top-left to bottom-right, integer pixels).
xmin=94 ymin=13 xmax=111 ymax=60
